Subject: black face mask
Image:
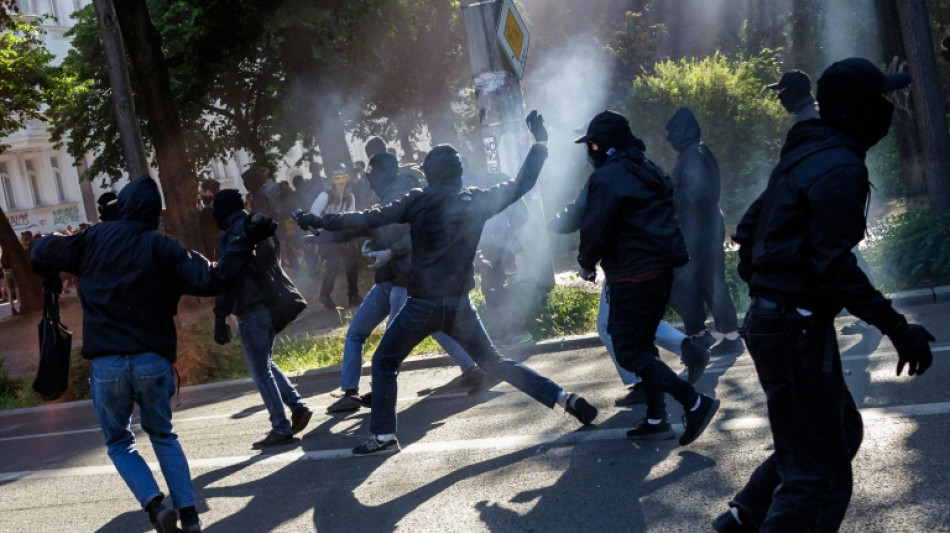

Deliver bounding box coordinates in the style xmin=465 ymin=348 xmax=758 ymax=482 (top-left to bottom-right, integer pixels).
xmin=778 ymin=91 xmax=799 ymax=113
xmin=586 ymin=143 xmax=611 ymax=169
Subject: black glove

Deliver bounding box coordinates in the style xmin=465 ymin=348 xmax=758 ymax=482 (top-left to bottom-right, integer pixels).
xmin=889 ymin=322 xmax=935 ymax=376
xmin=526 ymin=110 xmax=548 ymax=142
xmin=214 ymin=316 xmax=232 ymax=345
xmin=294 ymin=211 xmax=323 ymax=232
xmin=43 ymin=273 xmax=63 ymax=295
xmin=244 ymin=213 xmax=277 ymax=244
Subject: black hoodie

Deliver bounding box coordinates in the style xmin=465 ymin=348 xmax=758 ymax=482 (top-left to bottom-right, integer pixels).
xmin=32 ymin=176 xmax=254 ymax=362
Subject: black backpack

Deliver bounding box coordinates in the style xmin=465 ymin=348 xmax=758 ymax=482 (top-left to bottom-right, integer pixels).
xmin=253 ymin=238 xmax=307 ymax=334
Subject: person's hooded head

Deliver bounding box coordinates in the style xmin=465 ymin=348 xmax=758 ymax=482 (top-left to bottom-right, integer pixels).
xmin=212 ymin=189 xmax=246 ymax=231
xmin=420 ymin=144 xmax=463 ymax=188
xmin=768 ymin=70 xmax=814 ymax=114
xmin=96 ymin=191 xmax=120 ymax=222
xmin=366 ymin=153 xmax=399 ymax=196
xmin=199 ymin=178 xmax=220 ymax=207
xmin=817 ymin=57 xmax=910 ymax=150
xmin=664 ymin=107 xmax=701 ymax=153
xmin=241 ymin=167 xmax=266 ymax=193
xmin=573 ymin=110 xmax=646 ymax=168
xmin=118 ymin=176 xmax=163 ymax=228
xmin=365 ymin=136 xmax=387 ymax=158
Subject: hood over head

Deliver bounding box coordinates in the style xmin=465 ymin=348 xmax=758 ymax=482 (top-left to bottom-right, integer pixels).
xmin=118 ymin=176 xmax=163 ymax=227
xmin=665 ymin=107 xmax=701 ymax=152
xmin=212 ymin=189 xmax=245 ymax=230
xmin=421 ymin=144 xmax=463 ymax=188
xmin=365 ymin=136 xmax=387 ymax=158
xmin=366 ymin=153 xmax=399 ymax=196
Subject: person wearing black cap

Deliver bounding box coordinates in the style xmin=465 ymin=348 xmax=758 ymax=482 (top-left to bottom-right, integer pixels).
xmin=573 ymin=110 xmax=720 ymax=445
xmin=296 ymin=111 xmax=600 ymax=456
xmin=715 ymin=58 xmax=934 ymax=532
xmin=211 ymin=189 xmax=313 ymax=449
xmin=30 ymin=176 xmax=276 ymax=533
xmin=767 ymin=70 xmax=820 ymax=123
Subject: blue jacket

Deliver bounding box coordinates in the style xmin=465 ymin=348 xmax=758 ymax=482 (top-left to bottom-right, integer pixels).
xmin=31 ymin=176 xmax=253 ymax=362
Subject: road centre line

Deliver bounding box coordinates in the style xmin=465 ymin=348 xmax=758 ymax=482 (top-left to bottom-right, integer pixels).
xmin=2 ymin=400 xmax=950 ymax=482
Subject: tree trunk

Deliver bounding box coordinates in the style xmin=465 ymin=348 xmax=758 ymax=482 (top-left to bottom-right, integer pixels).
xmin=895 ymin=0 xmax=950 ymax=212
xmin=312 ymin=91 xmax=353 ymax=172
xmin=874 ymin=0 xmax=927 ymax=195
xmin=421 ymin=101 xmax=459 ymax=149
xmin=791 ymin=0 xmax=824 ymax=77
xmin=0 ymin=208 xmax=41 ymax=314
xmin=113 ymin=0 xmax=202 ymax=249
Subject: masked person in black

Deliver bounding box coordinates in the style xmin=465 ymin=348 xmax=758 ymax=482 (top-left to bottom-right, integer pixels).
xmin=767 ymin=70 xmax=820 ymax=123
xmin=714 ymin=58 xmax=935 ymax=533
xmin=97 ymin=191 xmax=120 ymax=222
xmin=575 ymin=110 xmax=720 ymax=445
xmin=665 ymin=107 xmax=743 ymax=355
xmin=296 ymin=111 xmax=599 ymax=456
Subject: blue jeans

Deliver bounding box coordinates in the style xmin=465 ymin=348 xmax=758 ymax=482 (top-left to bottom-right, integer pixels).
xmin=237 ymin=304 xmax=303 ymax=435
xmin=340 ymin=282 xmax=476 ymax=391
xmin=369 ymin=295 xmax=563 ymax=435
xmin=90 ymin=353 xmax=195 ymax=510
xmin=597 ymin=284 xmax=687 ymax=387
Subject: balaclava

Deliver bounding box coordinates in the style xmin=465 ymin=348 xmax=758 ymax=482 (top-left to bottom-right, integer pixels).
xmin=366 ymin=153 xmax=399 ymax=197
xmin=212 ymin=189 xmax=245 ymax=230
xmin=420 ymin=145 xmax=463 ymax=188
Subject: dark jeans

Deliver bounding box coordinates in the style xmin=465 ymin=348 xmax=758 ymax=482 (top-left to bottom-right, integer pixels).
xmin=669 ymin=242 xmax=738 ymax=335
xmin=607 ymin=269 xmax=698 ymax=420
xmin=369 ymin=295 xmax=562 ymax=435
xmin=320 ymin=242 xmax=359 ymax=299
xmin=731 ymin=298 xmax=863 ymax=532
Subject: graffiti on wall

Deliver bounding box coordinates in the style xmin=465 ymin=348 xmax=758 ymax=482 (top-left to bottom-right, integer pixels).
xmin=8 ymin=213 xmax=30 ymax=229
xmin=52 ymin=206 xmax=80 ymax=226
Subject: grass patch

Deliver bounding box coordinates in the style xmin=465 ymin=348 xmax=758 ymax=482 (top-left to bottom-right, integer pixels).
xmin=0 ymin=357 xmax=40 ymax=410
xmin=273 ymin=328 xmax=445 ymax=373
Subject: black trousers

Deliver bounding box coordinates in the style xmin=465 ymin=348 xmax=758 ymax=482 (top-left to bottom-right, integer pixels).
xmin=669 ymin=241 xmax=739 ymax=335
xmin=607 ymin=269 xmax=698 ymax=420
xmin=320 ymin=242 xmax=359 ymax=299
xmin=731 ymin=298 xmax=863 ymax=532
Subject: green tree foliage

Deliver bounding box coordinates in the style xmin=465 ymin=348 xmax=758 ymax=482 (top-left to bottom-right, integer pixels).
xmin=626 ymin=51 xmax=791 ymax=223
xmin=863 ymin=209 xmax=950 ymax=292
xmin=0 ymin=14 xmax=56 ymax=153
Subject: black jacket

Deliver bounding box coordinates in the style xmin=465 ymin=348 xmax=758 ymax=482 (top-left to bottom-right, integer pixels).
xmin=213 ymin=209 xmax=275 ymax=318
xmin=31 ymin=176 xmax=253 ymax=362
xmin=578 ymin=147 xmax=688 ymax=280
xmin=322 ymin=144 xmax=548 ymax=298
xmin=734 ymin=121 xmax=903 ymax=330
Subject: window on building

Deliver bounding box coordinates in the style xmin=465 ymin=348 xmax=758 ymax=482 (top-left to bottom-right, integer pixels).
xmin=50 ymin=156 xmax=67 ymax=203
xmin=24 ymin=159 xmax=42 ymax=206
xmin=0 ymin=162 xmax=14 ymax=210
xmin=47 ymin=0 xmax=61 ymax=22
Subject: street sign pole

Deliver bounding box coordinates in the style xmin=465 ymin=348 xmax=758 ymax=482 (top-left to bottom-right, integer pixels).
xmin=460 ymin=0 xmax=555 ymax=318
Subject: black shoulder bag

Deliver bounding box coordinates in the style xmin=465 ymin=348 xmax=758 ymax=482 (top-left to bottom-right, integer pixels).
xmin=32 ymin=290 xmax=72 ymax=401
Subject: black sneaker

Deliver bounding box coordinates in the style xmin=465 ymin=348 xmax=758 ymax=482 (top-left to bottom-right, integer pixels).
xmin=145 ymin=495 xmax=178 ymax=533
xmin=291 ymin=404 xmax=313 ymax=434
xmin=354 ymin=391 xmax=372 ymax=407
xmin=679 ymin=395 xmax=720 ymax=446
xmin=681 ymin=337 xmax=711 ymax=384
xmin=320 ymin=295 xmax=336 ymax=310
xmin=458 ymin=366 xmax=489 ymax=394
xmin=252 ymin=430 xmax=294 ymax=449
xmin=710 ymin=337 xmax=745 ymax=356
xmin=565 ymin=393 xmax=598 ymax=425
xmin=614 ymin=383 xmax=646 ymax=407
xmin=326 ymin=394 xmax=364 ymax=413
xmin=693 ymin=329 xmax=715 ymax=350
xmin=626 ymin=418 xmax=675 ymax=440
xmin=352 ymin=436 xmax=401 ymax=456
xmin=179 ymin=506 xmax=201 ymax=533
xmin=712 ymin=507 xmax=755 ymax=532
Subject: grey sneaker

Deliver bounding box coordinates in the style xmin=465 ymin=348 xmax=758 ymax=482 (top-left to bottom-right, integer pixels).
xmin=352 ymin=436 xmax=401 ymax=457
xmin=626 ymin=418 xmax=675 ymax=440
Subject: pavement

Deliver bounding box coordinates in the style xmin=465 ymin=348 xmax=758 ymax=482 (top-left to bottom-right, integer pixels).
xmin=2 ymin=291 xmax=950 ymax=531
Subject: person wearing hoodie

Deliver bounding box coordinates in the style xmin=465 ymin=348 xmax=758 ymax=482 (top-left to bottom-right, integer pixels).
xmin=574 ymin=110 xmax=720 ymax=446
xmin=296 ymin=111 xmax=599 ymax=456
xmin=324 ymin=152 xmax=486 ymax=413
xmin=30 ymin=176 xmax=275 ymax=533
xmin=713 ymin=59 xmax=934 ymax=532
xmin=212 ymin=189 xmax=313 ymax=448
xmin=664 ymin=107 xmax=743 ymax=356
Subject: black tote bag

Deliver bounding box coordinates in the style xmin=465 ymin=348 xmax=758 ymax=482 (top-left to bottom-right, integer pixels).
xmin=32 ymin=290 xmax=72 ymax=401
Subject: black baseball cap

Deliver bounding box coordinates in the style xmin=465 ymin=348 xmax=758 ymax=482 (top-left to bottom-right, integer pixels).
xmin=818 ymin=57 xmax=910 ymax=93
xmin=767 ymin=70 xmax=811 ymax=92
xmin=573 ymin=110 xmax=632 ymax=143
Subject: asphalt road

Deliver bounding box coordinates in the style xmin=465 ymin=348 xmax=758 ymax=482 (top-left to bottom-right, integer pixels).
xmin=2 ymin=302 xmax=950 ymax=532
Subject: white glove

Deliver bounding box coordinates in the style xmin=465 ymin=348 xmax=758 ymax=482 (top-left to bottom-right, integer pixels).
xmin=578 ymin=266 xmax=596 ymax=282
xmin=366 ymin=249 xmax=392 ymax=269
xmin=361 ymin=239 xmax=374 ymax=256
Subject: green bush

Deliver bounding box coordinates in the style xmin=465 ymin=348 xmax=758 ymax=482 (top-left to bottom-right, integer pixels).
xmin=863 ymin=209 xmax=950 ymax=293
xmin=627 ymin=51 xmax=791 ymax=224
xmin=530 ymin=283 xmax=599 ymax=338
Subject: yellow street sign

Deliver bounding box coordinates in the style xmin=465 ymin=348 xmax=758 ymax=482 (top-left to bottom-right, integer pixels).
xmin=496 ymin=0 xmax=529 ymax=79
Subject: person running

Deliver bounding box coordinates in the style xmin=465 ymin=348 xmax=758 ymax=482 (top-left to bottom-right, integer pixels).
xmin=296 ymin=111 xmax=598 ymax=456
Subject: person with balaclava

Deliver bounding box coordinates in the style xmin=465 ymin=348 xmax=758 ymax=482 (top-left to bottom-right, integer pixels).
xmin=574 ymin=110 xmax=720 ymax=446
xmin=211 ymin=189 xmax=313 ymax=449
xmin=97 ymin=191 xmax=121 ymax=222
xmin=324 ymin=152 xmax=486 ymax=413
xmin=296 ymin=111 xmax=600 ymax=456
xmin=30 ymin=176 xmax=277 ymax=533
xmin=767 ymin=70 xmax=820 ymax=123
xmin=665 ymin=107 xmax=743 ymax=356
xmin=713 ymin=58 xmax=935 ymax=532
xmin=198 ymin=179 xmax=221 ymax=261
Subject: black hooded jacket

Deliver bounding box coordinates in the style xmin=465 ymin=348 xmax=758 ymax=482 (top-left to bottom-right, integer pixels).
xmin=733 ymin=121 xmax=903 ymax=331
xmin=665 ymin=108 xmax=726 ymax=262
xmin=577 ymin=146 xmax=688 ymax=280
xmin=364 ymin=161 xmax=415 ymax=286
xmin=31 ymin=176 xmax=253 ymax=362
xmin=321 ymin=144 xmax=548 ymax=298
xmin=213 ymin=209 xmax=277 ymax=318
